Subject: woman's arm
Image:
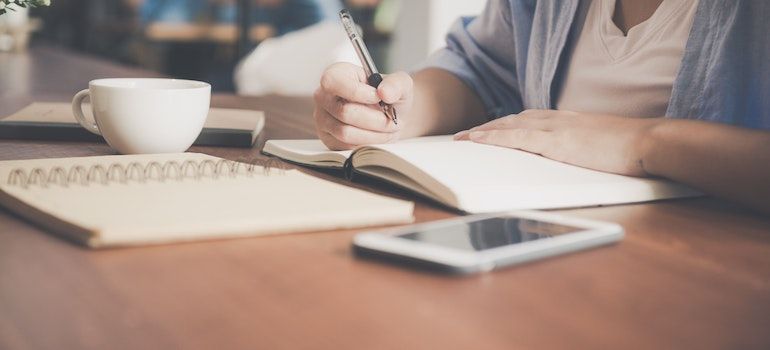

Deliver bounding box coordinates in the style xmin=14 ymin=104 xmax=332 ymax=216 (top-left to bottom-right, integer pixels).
xmin=643 ymin=119 xmax=770 ymax=213
xmin=403 ymin=68 xmax=487 ymax=138
xmin=455 ymin=110 xmax=770 ymax=213
xmin=313 ymin=0 xmax=515 ymax=149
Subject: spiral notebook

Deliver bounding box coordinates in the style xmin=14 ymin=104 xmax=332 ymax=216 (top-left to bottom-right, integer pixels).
xmin=0 ymin=153 xmax=414 ymax=248
xmin=263 ymin=136 xmax=702 ymax=213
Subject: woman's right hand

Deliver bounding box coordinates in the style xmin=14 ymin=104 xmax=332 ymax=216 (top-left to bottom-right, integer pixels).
xmin=313 ymin=62 xmax=414 ymax=150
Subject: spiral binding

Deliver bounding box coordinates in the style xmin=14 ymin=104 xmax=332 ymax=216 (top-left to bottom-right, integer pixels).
xmin=6 ymin=157 xmax=285 ymax=189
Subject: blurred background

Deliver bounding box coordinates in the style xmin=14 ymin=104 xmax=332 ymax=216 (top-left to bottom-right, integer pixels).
xmin=1 ymin=0 xmax=485 ymax=94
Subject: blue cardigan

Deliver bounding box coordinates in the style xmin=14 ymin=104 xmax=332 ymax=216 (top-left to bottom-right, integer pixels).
xmin=424 ymin=0 xmax=769 ymax=129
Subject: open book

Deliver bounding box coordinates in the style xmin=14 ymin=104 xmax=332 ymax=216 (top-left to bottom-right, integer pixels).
xmin=0 ymin=153 xmax=413 ymax=248
xmin=263 ymin=136 xmax=701 ymax=213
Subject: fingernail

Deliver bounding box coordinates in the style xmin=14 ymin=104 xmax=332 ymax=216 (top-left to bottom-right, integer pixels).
xmin=453 ymin=130 xmax=469 ymax=140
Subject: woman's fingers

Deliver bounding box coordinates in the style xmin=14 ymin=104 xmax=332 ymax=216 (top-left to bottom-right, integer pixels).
xmin=314 ymin=64 xmax=414 ymax=149
xmin=317 ymin=92 xmax=399 ymax=133
xmin=314 ymin=109 xmax=357 ymax=150
xmin=315 ymin=108 xmax=398 ymax=147
xmin=468 ymin=128 xmax=554 ymax=157
xmin=453 ymin=110 xmax=557 ymax=139
xmin=318 ymin=131 xmax=357 ymax=151
xmin=320 ymin=63 xmax=381 ymax=104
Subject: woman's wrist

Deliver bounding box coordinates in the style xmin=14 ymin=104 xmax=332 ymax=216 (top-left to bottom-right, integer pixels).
xmin=408 ymin=68 xmax=487 ymax=137
xmin=637 ymin=118 xmax=671 ymax=177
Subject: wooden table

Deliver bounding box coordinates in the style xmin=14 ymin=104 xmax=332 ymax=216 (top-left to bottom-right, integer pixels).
xmin=1 ymin=46 xmax=769 ymax=350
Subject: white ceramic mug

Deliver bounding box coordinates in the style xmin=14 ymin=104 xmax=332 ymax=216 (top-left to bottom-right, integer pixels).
xmin=72 ymin=78 xmax=211 ymax=154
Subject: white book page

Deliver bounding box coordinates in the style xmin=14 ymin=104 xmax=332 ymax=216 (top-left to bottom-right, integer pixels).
xmin=366 ymin=141 xmax=700 ymax=212
xmin=263 ymin=139 xmax=353 ymax=167
xmin=263 ymin=135 xmax=453 ymax=168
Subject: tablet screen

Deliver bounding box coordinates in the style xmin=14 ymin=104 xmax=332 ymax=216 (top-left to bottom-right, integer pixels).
xmin=398 ymin=217 xmax=583 ymax=251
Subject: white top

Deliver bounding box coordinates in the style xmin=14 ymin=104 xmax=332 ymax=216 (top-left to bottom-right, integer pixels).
xmin=556 ymin=0 xmax=699 ymax=118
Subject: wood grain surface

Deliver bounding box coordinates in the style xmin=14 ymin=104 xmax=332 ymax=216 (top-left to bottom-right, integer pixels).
xmin=0 ymin=46 xmax=769 ymax=350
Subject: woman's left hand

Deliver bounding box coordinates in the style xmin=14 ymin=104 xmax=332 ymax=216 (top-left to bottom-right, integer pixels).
xmin=454 ymin=110 xmax=662 ymax=176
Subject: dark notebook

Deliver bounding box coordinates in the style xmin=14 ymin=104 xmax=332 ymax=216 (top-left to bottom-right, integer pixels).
xmin=0 ymin=102 xmax=265 ymax=147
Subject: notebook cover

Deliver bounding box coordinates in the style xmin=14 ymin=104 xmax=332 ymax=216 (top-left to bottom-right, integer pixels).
xmin=0 ymin=103 xmax=264 ymax=147
xmin=0 ymin=122 xmax=256 ymax=147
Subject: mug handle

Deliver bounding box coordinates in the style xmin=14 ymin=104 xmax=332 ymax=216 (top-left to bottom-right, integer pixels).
xmin=72 ymin=89 xmax=101 ymax=136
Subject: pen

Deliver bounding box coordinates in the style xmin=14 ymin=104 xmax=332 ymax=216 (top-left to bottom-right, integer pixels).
xmin=339 ymin=9 xmax=398 ymax=125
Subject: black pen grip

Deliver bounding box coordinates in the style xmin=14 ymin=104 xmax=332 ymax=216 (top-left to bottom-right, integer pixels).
xmin=367 ymin=73 xmax=383 ymax=88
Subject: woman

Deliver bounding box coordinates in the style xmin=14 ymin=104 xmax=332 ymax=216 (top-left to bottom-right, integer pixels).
xmin=312 ymin=0 xmax=770 ymax=212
